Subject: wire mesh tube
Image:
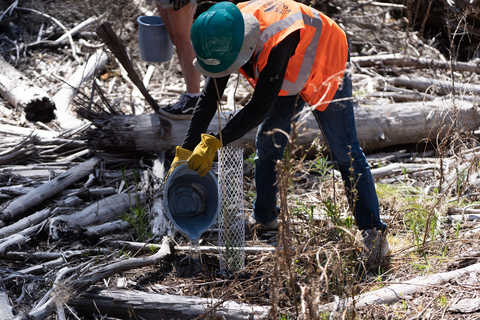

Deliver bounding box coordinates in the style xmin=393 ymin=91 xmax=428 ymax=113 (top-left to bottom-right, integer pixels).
xmin=217 ymin=146 xmax=245 ymax=274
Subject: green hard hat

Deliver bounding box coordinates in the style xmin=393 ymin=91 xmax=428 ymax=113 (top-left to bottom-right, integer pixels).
xmin=190 ymin=2 xmax=245 ymax=76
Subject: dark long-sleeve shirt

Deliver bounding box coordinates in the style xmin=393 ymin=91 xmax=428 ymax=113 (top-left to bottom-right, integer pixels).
xmin=181 ymin=30 xmax=300 ymax=151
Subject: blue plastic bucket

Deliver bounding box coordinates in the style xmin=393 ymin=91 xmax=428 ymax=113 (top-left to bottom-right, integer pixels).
xmin=164 ymin=163 xmax=218 ymax=241
xmin=137 ymin=16 xmax=174 ymax=63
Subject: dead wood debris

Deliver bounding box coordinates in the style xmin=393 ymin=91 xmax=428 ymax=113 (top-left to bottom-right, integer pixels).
xmin=1 ymin=0 xmax=480 ymax=319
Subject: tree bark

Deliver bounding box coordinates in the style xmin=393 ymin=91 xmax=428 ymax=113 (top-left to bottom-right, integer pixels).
xmin=82 ymin=99 xmax=480 ymax=155
xmin=317 ymin=262 xmax=480 ymax=316
xmin=70 ymin=287 xmax=270 ymax=320
xmin=0 ymin=208 xmax=51 ymax=240
xmin=0 ymin=224 xmax=40 ymax=256
xmin=47 ymin=192 xmax=144 ymax=240
xmin=0 ymin=124 xmax=59 ymax=140
xmin=0 ymin=56 xmax=55 ymax=123
xmin=351 ymin=54 xmax=480 ymax=74
xmin=83 ymin=220 xmax=131 ymax=239
xmin=0 ymin=156 xmax=101 ymax=223
xmin=109 ymin=240 xmax=277 ymax=255
xmin=0 ymin=289 xmax=14 ymax=320
xmin=53 ymin=49 xmax=109 ymax=130
xmin=448 ymin=298 xmax=480 ymax=313
xmin=390 ymin=76 xmax=480 ymax=96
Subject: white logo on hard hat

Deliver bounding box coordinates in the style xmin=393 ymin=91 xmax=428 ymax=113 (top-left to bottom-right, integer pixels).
xmin=200 ymin=57 xmax=220 ymax=65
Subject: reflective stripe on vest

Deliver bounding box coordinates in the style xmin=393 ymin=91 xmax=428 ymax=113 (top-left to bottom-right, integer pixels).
xmin=241 ymin=0 xmax=322 ymax=96
xmin=279 ymin=10 xmax=322 ymax=95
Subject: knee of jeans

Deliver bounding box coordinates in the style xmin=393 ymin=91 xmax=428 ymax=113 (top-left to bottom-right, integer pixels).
xmin=255 ymin=142 xmax=285 ymax=162
xmin=254 ymin=156 xmax=280 ymax=171
xmin=331 ymin=144 xmax=367 ymax=168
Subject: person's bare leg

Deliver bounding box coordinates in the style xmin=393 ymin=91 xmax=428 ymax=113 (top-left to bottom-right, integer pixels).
xmin=158 ymin=4 xmax=201 ymax=95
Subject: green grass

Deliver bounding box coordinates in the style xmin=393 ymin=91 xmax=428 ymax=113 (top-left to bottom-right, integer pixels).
xmin=119 ymin=167 xmax=152 ymax=242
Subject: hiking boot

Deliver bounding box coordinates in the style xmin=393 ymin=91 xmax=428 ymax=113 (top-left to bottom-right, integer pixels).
xmin=362 ymin=228 xmax=390 ymax=265
xmin=247 ymin=216 xmax=279 ymax=233
xmin=162 ymin=93 xmax=198 ymax=119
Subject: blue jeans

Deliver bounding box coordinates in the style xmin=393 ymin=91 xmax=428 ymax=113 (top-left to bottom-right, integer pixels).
xmin=252 ymin=72 xmax=387 ymax=232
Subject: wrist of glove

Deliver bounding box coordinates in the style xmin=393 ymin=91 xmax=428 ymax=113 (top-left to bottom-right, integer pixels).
xmin=166 ymin=146 xmax=193 ymax=179
xmin=187 ymin=134 xmax=221 ymax=177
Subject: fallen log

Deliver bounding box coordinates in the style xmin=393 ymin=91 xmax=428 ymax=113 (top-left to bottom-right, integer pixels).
xmin=361 ymin=90 xmax=436 ymax=102
xmin=370 ymin=162 xmax=438 ymax=179
xmin=0 ymin=136 xmax=38 ymax=165
xmin=0 ymin=124 xmax=59 ymax=140
xmin=18 ymin=250 xmax=88 ymax=275
xmin=48 ymin=192 xmax=145 ymax=240
xmin=0 ymin=289 xmax=14 ymax=320
xmin=21 ymin=237 xmax=172 ymax=320
xmin=54 ymin=15 xmax=105 ymax=44
xmin=3 ymin=249 xmax=110 ymax=262
xmin=0 ymin=167 xmax=66 ymax=182
xmin=0 ymin=156 xmax=101 ymax=223
xmin=1 ymin=185 xmax=117 ymax=199
xmin=351 ymin=54 xmax=480 ymax=74
xmin=80 ymin=99 xmax=480 ymax=155
xmin=0 ymin=224 xmax=39 ymax=256
xmin=317 ymin=261 xmax=480 ymax=316
xmin=53 ymin=49 xmax=109 ymax=130
xmin=0 ymin=196 xmax=82 ymax=240
xmin=0 ymin=56 xmax=56 ymax=123
xmin=0 ymin=208 xmax=50 ymax=240
xmin=448 ymin=298 xmax=480 ymax=313
xmin=70 ymin=287 xmax=270 ymax=320
xmin=109 ymin=240 xmax=277 ymax=255
xmin=149 ymin=154 xmax=176 ymax=238
xmin=83 ymin=220 xmax=131 ymax=239
xmin=446 ymin=214 xmax=480 ymax=221
xmin=390 ymin=76 xmax=480 ymax=96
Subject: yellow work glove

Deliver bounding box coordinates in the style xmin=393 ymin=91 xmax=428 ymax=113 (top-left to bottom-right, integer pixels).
xmin=187 ymin=134 xmax=221 ymax=177
xmin=166 ymin=146 xmax=193 ymax=180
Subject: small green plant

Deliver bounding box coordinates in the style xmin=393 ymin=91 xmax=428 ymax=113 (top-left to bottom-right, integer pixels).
xmin=149 ymin=244 xmax=159 ymax=254
xmin=404 ymin=207 xmax=437 ymax=248
xmin=310 ymin=155 xmax=332 ymax=176
xmin=319 ymin=311 xmax=330 ymax=320
xmin=245 ymin=151 xmax=256 ymax=167
xmin=117 ymin=244 xmax=127 ymax=257
xmin=119 ymin=167 xmax=152 ymax=242
xmin=245 ymin=190 xmax=257 ymax=203
xmin=292 ymin=200 xmax=316 ymax=225
xmin=456 ymin=168 xmax=468 ymax=196
xmin=455 ymin=221 xmax=462 ymax=238
xmin=323 ymin=199 xmax=352 ymax=231
xmin=402 ymin=167 xmax=408 ymax=183
xmin=293 ymin=261 xmax=304 ymax=276
xmin=120 ymin=205 xmax=152 ymax=242
xmin=437 ymin=295 xmax=448 ymax=308
xmin=412 ymin=259 xmax=431 ymax=276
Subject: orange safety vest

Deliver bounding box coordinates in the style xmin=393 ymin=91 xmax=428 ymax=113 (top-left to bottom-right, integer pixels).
xmin=237 ymin=0 xmax=348 ymax=111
